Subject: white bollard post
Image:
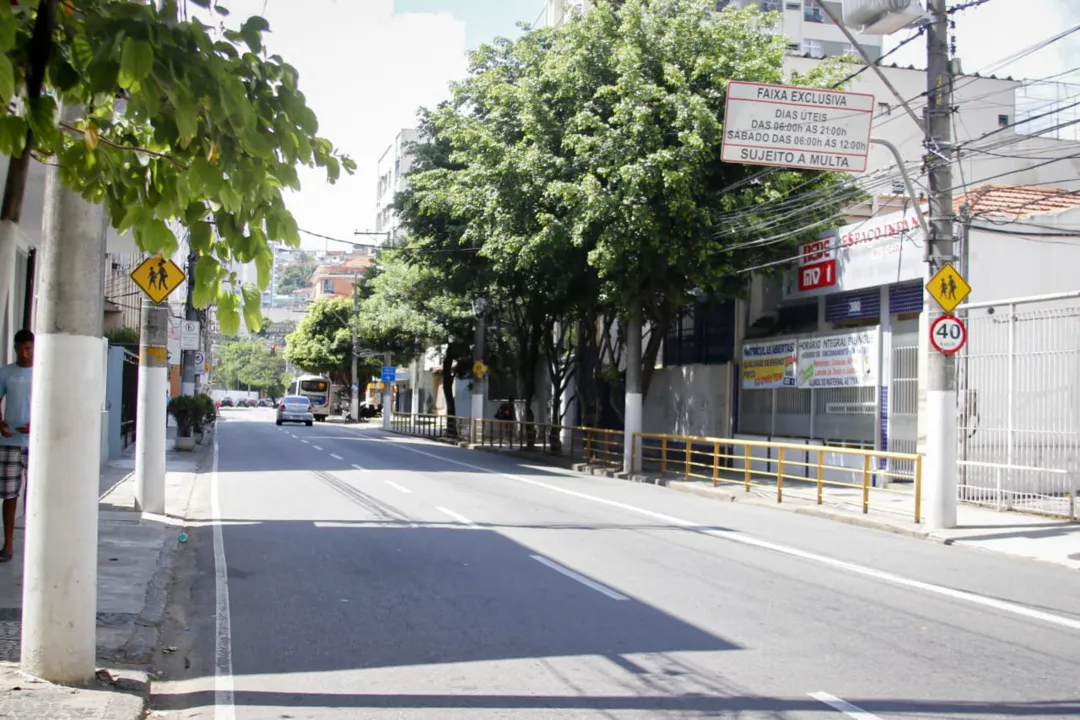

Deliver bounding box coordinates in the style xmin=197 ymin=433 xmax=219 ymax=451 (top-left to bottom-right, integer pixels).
xmin=134 ymin=300 xmax=169 ymax=515
xmin=21 ymin=104 xmax=106 ymax=682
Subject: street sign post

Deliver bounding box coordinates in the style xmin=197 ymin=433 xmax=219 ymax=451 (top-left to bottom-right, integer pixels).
xmin=930 ymin=314 xmax=966 ymax=355
xmin=926 ymin=263 xmax=971 ymax=313
xmin=381 ymin=366 xmax=396 ymax=383
xmin=720 ymin=81 xmax=875 ymax=174
xmin=130 ymin=256 xmax=185 ymax=304
xmin=180 ymin=320 xmax=201 ymax=351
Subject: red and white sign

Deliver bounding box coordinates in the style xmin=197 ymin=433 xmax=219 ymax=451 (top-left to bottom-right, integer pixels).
xmin=798 ymin=260 xmax=837 ymax=292
xmin=721 ymin=81 xmax=875 ymax=174
xmin=930 ymin=314 xmax=967 ymax=355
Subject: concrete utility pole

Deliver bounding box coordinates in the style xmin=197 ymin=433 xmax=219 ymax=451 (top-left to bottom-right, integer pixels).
xmin=410 ymin=356 xmax=420 ymax=415
xmin=471 ymin=299 xmax=486 ymax=431
xmin=923 ymin=0 xmax=958 ymax=530
xmin=351 ymin=273 xmax=359 ymax=422
xmin=134 ymin=299 xmax=169 ymax=514
xmin=179 ymin=249 xmax=197 ymax=396
xmin=21 ymin=103 xmax=106 ymax=683
xmin=622 ymin=312 xmax=642 ymax=474
xmin=382 ymin=350 xmax=392 ymax=430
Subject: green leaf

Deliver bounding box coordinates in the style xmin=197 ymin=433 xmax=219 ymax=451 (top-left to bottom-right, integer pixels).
xmin=189 ymin=220 xmax=213 ymax=253
xmin=0 ymin=3 xmax=15 ymax=54
xmin=49 ymin=60 xmax=80 ymax=93
xmin=193 ymin=255 xmax=223 ymax=308
xmin=134 ymin=218 xmax=178 ymax=256
xmin=0 ymin=116 xmax=26 ymax=157
xmin=241 ymin=283 xmax=263 ymax=333
xmin=71 ymin=34 xmax=94 ymax=69
xmin=190 ymin=0 xmax=211 ymax=7
xmin=217 ymin=290 xmax=241 ymax=336
xmin=255 ymin=244 xmax=273 ymax=289
xmin=119 ymin=38 xmax=155 ymax=90
xmin=219 ymin=183 xmax=241 ymax=213
xmin=0 ymin=54 xmax=14 ymax=106
xmin=174 ymin=97 xmax=198 ymax=145
xmin=188 ymin=157 xmax=222 ymax=196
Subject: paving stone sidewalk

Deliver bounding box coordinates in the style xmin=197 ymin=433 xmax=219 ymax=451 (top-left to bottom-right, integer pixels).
xmin=0 ymin=427 xmax=212 ymax=719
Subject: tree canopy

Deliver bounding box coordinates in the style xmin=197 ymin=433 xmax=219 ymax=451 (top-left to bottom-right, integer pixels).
xmin=215 ymin=338 xmax=286 ymax=399
xmin=0 ymin=0 xmax=353 ymax=334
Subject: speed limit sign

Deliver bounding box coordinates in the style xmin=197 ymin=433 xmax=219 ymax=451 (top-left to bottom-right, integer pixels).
xmin=930 ymin=314 xmax=967 ymax=355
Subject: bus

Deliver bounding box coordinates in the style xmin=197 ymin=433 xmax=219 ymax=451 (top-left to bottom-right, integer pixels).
xmin=289 ymin=375 xmax=332 ymax=421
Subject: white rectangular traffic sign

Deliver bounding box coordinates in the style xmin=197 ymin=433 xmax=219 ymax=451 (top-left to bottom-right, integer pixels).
xmin=721 ymin=81 xmax=875 ymax=173
xmin=181 ymin=319 xmax=201 ymax=351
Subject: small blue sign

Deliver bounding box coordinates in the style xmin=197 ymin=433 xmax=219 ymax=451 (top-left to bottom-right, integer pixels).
xmin=381 ymin=366 xmax=396 ymax=383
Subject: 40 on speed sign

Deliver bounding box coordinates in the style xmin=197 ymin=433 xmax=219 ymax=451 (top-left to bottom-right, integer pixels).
xmin=930 ymin=314 xmax=967 ymax=355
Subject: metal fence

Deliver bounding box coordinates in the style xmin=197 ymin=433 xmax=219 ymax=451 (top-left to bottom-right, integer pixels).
xmin=958 ymin=293 xmax=1080 ymax=518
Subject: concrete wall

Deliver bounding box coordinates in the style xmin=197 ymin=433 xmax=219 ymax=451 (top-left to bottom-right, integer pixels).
xmin=644 ymin=363 xmax=734 ymax=438
xmin=105 ymin=346 xmax=125 ymax=460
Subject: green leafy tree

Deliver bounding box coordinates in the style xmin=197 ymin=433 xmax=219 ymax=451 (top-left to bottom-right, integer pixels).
xmin=215 ymin=338 xmax=286 ymax=399
xmin=0 ymin=0 xmax=354 ymax=335
xmin=276 ymin=260 xmax=316 ymax=295
xmin=284 ymin=297 xmax=379 ymax=386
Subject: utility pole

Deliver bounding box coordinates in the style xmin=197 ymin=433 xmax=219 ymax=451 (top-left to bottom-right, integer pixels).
xmin=923 ymin=0 xmax=957 ymax=530
xmin=134 ymin=299 xmax=169 ymax=515
xmin=382 ymin=350 xmax=392 ymax=430
xmin=21 ymin=103 xmax=106 ymax=683
xmin=351 ymin=273 xmax=359 ymax=422
xmin=623 ymin=311 xmax=642 ymax=474
xmin=471 ymin=298 xmax=486 ymax=437
xmin=179 ymin=248 xmax=197 ymax=396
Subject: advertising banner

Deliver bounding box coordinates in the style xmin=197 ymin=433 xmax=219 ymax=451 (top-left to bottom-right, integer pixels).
xmin=741 ymin=339 xmax=797 ymax=389
xmin=796 ymin=329 xmax=879 ymax=388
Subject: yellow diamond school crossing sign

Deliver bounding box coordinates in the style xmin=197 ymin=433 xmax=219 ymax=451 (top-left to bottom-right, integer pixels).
xmin=131 ymin=256 xmax=185 ymax=304
xmin=926 ymin=263 xmax=971 ymax=314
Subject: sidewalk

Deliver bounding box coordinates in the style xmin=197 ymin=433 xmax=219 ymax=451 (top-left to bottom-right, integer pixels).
xmin=0 ymin=427 xmax=210 ymax=719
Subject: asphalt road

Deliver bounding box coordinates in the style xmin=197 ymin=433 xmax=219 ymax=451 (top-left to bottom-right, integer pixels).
xmin=152 ymin=409 xmax=1080 ymax=719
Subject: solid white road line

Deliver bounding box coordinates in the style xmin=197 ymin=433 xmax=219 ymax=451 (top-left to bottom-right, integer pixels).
xmin=312 ymin=445 xmax=323 ymax=451
xmin=808 ymin=692 xmax=882 ymax=719
xmin=384 ymin=480 xmax=413 ymax=495
xmin=383 ymin=437 xmax=1080 ymax=632
xmin=211 ymin=428 xmax=236 ymax=720
xmin=435 ymin=506 xmax=477 ymax=528
xmin=531 ymin=555 xmax=629 ymax=601
xmin=330 ymin=453 xmax=344 ymax=460
xmin=301 ymin=440 xmax=309 ymax=444
xmin=352 ymin=463 xmax=367 ymax=472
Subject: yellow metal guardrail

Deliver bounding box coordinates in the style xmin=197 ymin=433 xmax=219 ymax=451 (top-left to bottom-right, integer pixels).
xmin=634 ymin=432 xmax=923 ymax=522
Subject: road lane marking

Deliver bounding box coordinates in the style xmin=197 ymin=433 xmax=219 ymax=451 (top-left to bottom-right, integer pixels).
xmin=330 ymin=453 xmax=344 ymax=460
xmin=808 ymin=692 xmax=882 ymax=719
xmin=531 ymin=555 xmax=629 ymax=601
xmin=301 ymin=440 xmax=309 ymax=444
xmin=384 ymin=480 xmax=412 ymax=495
xmin=435 ymin=506 xmax=477 ymax=528
xmin=383 ymin=437 xmax=1080 ymax=632
xmin=210 ymin=427 xmax=236 ymax=720
xmin=313 ymin=445 xmax=323 ymax=451
xmin=352 ymin=463 xmax=367 ymax=472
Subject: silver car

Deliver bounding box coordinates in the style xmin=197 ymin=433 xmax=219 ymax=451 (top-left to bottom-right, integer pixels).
xmin=276 ymin=396 xmax=314 ymax=426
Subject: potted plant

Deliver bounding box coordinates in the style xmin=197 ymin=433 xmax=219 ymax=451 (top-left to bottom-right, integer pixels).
xmin=196 ymin=393 xmax=216 ymax=442
xmin=168 ymin=396 xmax=201 ymax=451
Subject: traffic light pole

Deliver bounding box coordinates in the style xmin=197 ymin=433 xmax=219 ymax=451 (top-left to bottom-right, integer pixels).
xmin=351 ymin=274 xmax=359 ymax=422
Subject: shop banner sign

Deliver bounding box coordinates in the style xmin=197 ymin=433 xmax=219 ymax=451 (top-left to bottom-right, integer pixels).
xmin=741 ymin=340 xmax=797 ymax=389
xmin=796 ymin=329 xmax=879 ymax=388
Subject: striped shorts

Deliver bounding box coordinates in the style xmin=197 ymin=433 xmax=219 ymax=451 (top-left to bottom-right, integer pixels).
xmin=0 ymin=446 xmax=27 ymax=500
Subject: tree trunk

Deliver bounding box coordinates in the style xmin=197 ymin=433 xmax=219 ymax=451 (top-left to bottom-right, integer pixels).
xmin=441 ymin=346 xmax=456 ymax=418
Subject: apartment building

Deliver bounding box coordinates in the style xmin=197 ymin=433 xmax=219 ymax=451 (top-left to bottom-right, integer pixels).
xmin=375 ymin=128 xmax=421 ymax=246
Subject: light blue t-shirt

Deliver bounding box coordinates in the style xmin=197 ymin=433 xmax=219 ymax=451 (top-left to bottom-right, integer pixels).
xmin=0 ymin=363 xmax=32 ymax=448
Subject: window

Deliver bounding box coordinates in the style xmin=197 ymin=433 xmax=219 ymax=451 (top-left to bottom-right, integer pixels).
xmin=803 ymin=0 xmax=825 ymax=22
xmin=300 ymin=380 xmax=328 ymax=393
xmin=998 ymin=114 xmax=1010 ymax=128
xmin=321 ymin=278 xmax=334 ymax=294
xmin=759 ymin=0 xmax=782 ymax=11
xmin=891 ymin=180 xmax=906 ymax=195
xmin=786 ymin=2 xmax=801 ymax=9
xmin=801 ymin=38 xmax=824 ymax=58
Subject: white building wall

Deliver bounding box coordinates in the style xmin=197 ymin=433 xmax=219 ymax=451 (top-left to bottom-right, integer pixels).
xmin=375 ymin=128 xmax=420 ymax=245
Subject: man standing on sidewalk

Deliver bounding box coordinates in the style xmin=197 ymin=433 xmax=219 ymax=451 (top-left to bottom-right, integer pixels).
xmin=0 ymin=330 xmax=33 ymax=562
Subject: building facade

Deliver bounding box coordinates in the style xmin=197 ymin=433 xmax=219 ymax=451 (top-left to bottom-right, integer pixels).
xmin=375 ymin=128 xmax=421 ymax=245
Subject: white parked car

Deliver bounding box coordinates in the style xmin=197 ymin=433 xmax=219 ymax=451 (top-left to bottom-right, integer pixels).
xmin=276 ymin=396 xmax=314 ymax=427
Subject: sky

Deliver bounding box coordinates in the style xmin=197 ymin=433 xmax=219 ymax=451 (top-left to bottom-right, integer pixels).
xmin=208 ymin=0 xmax=539 ymax=254
xmin=211 ymin=0 xmax=1076 ymax=254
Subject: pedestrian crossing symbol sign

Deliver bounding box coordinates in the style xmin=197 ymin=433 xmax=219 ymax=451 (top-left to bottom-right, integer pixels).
xmin=131 ymin=256 xmax=185 ymax=304
xmin=926 ymin=263 xmax=970 ymax=314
